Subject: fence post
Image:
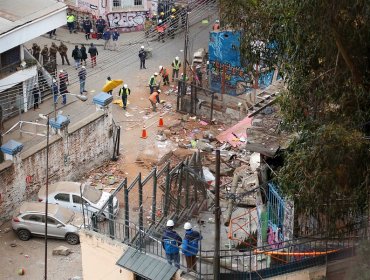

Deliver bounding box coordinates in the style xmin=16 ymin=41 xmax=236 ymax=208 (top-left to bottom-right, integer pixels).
xmin=185 ymin=159 xmax=190 ymax=207
xmin=164 ymin=163 xmax=171 ymax=217
xmin=124 ymin=181 xmax=130 ymax=241
xmin=176 ymin=80 xmax=181 ymax=111
xmin=151 ymin=167 xmax=157 ymax=225
xmin=194 ymin=84 xmax=197 ymax=116
xmin=214 ymin=150 xmax=221 ymax=280
xmin=210 ymin=92 xmax=214 ymax=122
xmin=108 ymin=195 xmax=114 ymax=239
xmin=176 ymin=164 xmax=183 ymax=213
xmin=116 ymin=126 xmax=120 ymax=156
xmin=139 ymin=173 xmax=143 ymax=237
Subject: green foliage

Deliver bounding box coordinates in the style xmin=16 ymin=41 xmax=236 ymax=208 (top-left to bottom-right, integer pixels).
xmin=221 ymin=0 xmax=370 ymax=233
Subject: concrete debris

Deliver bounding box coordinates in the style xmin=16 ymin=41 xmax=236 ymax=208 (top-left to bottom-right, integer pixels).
xmin=108 ymin=177 xmax=116 ymax=185
xmin=3 ymin=228 xmax=11 ymax=233
xmin=52 ymin=246 xmax=71 ymax=256
xmin=196 ymin=139 xmax=214 ymax=152
xmin=182 ymin=114 xmax=190 ymax=121
xmin=252 ymin=118 xmax=263 ymax=127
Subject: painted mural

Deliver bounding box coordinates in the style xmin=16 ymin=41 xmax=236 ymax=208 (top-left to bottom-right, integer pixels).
xmin=208 ymin=31 xmax=276 ymax=96
xmin=107 ymin=11 xmax=147 ymax=31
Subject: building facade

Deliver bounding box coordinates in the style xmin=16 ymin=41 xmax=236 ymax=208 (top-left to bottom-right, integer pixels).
xmin=0 ymin=0 xmax=67 ymax=120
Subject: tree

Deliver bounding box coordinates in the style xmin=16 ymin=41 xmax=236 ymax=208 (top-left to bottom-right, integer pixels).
xmin=221 ymin=0 xmax=370 ymax=233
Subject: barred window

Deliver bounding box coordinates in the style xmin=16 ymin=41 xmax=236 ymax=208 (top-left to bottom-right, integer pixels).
xmin=134 ymin=0 xmax=142 ymax=5
xmin=113 ymin=0 xmax=121 ymax=7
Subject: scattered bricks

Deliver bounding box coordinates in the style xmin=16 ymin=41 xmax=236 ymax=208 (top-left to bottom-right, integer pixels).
xmin=52 ymin=246 xmax=71 ymax=256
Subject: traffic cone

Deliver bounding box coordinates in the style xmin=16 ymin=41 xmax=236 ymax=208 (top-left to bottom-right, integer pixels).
xmin=158 ymin=115 xmax=164 ymax=127
xmin=141 ymin=126 xmax=148 ymax=139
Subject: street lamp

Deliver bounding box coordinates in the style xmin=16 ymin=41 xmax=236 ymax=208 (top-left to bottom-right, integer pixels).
xmin=40 ymin=93 xmax=88 ymax=280
xmin=53 ymin=93 xmax=88 ymax=121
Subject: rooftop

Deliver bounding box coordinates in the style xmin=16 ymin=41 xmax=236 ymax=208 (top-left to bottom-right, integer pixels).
xmin=0 ymin=0 xmax=66 ymax=36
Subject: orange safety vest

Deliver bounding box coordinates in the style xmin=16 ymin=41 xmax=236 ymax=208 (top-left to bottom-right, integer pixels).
xmin=149 ymin=91 xmax=159 ymax=103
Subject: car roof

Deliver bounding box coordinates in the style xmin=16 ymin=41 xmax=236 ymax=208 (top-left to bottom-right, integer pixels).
xmin=18 ymin=202 xmax=74 ymax=221
xmin=19 ymin=201 xmax=60 ymax=216
xmin=38 ymin=181 xmax=82 ymax=197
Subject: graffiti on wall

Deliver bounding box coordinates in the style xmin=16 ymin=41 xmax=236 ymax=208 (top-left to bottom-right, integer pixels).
xmin=209 ymin=60 xmax=252 ymax=96
xmin=77 ymin=0 xmax=99 ymax=15
xmin=107 ymin=11 xmax=146 ymax=31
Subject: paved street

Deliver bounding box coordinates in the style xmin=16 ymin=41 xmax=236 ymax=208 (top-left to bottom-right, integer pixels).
xmin=3 ymin=18 xmax=214 ymax=164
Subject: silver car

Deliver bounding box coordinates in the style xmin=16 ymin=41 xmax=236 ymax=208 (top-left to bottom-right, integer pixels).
xmin=38 ymin=181 xmax=119 ymax=221
xmin=11 ymin=202 xmax=84 ymax=245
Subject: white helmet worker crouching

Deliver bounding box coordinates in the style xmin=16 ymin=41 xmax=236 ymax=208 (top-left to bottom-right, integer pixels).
xmin=184 ymin=222 xmax=192 ymax=230
xmin=167 ymin=220 xmax=174 ymax=227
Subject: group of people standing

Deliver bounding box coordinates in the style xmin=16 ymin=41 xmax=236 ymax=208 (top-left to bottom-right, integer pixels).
xmin=162 ymin=220 xmax=202 ymax=272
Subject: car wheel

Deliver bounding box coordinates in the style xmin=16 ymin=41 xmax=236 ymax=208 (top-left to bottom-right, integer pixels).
xmin=66 ymin=233 xmax=79 ymax=245
xmin=17 ymin=229 xmax=31 ymax=241
xmin=97 ymin=213 xmax=106 ymax=222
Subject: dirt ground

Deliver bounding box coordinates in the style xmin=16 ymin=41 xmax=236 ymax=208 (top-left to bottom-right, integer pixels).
xmin=0 ymin=221 xmax=82 ymax=280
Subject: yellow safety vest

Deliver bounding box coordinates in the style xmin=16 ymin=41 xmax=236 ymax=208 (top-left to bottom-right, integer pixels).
xmin=173 ymin=60 xmax=180 ymax=70
xmin=67 ymin=15 xmax=75 ymax=23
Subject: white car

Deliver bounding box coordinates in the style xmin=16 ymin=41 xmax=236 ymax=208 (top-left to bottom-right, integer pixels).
xmin=38 ymin=181 xmax=119 ymax=221
xmin=12 ymin=201 xmax=83 ymax=245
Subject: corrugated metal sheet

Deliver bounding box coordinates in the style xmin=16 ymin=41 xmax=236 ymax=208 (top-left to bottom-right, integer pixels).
xmin=116 ymin=248 xmax=177 ymax=280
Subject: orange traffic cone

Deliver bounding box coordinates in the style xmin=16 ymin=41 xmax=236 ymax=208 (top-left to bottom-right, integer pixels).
xmin=141 ymin=126 xmax=148 ymax=139
xmin=158 ymin=115 xmax=164 ymax=127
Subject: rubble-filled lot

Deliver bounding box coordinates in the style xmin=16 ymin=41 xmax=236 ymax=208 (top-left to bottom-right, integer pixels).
xmin=0 ymin=222 xmax=82 ymax=280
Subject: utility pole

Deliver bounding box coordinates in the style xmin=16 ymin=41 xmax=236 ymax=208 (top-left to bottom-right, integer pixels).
xmin=182 ymin=6 xmax=189 ymax=96
xmin=214 ymin=149 xmax=221 ymax=279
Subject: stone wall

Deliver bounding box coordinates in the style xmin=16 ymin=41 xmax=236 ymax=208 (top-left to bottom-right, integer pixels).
xmin=0 ymin=110 xmax=114 ymax=225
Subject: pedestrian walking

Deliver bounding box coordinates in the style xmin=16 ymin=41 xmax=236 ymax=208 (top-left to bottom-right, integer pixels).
xmin=162 ymin=220 xmax=182 ymax=269
xmin=139 ymin=46 xmax=146 ymax=69
xmin=112 ymin=28 xmax=120 ymax=51
xmin=103 ymin=29 xmax=112 ymax=50
xmin=159 ymin=65 xmax=170 ymax=85
xmin=66 ymin=13 xmax=76 ymax=34
xmin=52 ymin=79 xmax=59 ymax=104
xmin=148 ymin=73 xmax=159 ymax=94
xmin=32 ymin=83 xmax=40 ymax=110
xmin=41 ymin=45 xmax=49 ymax=65
xmin=96 ymin=16 xmax=106 ymax=39
xmin=182 ymin=222 xmax=202 ymax=272
xmin=105 ymin=76 xmax=113 ymax=95
xmin=119 ymin=84 xmax=130 ymax=110
xmin=78 ymin=66 xmax=87 ymax=94
xmin=59 ymin=76 xmax=68 ymax=105
xmin=157 ymin=20 xmax=166 ymax=43
xmin=32 ymin=43 xmax=41 ymax=62
xmin=88 ymin=43 xmax=98 ymax=68
xmin=83 ymin=17 xmax=92 ymax=40
xmin=58 ymin=42 xmax=70 ymax=66
xmin=59 ymin=69 xmax=69 ymax=85
xmin=172 ymin=56 xmax=181 ymax=81
xmin=80 ymin=44 xmax=88 ymax=66
xmin=149 ymin=89 xmax=161 ymax=112
xmin=48 ymin=29 xmax=56 ymax=38
xmin=71 ymin=45 xmax=82 ymax=69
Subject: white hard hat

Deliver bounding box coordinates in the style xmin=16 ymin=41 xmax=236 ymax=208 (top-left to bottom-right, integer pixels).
xmin=215 ymin=19 xmax=220 ymax=23
xmin=154 ymin=72 xmax=158 ymax=76
xmin=52 ymin=78 xmax=56 ymax=83
xmin=159 ymin=65 xmax=163 ymax=69
xmin=175 ymin=56 xmax=179 ymax=60
xmin=81 ymin=66 xmax=86 ymax=69
xmin=123 ymin=84 xmax=127 ymax=88
xmin=159 ymin=19 xmax=163 ymax=24
xmin=157 ymin=89 xmax=161 ymax=93
xmin=167 ymin=220 xmax=174 ymax=227
xmin=60 ymin=69 xmax=64 ymax=73
xmin=184 ymin=222 xmax=192 ymax=230
xmin=141 ymin=45 xmax=144 ymax=49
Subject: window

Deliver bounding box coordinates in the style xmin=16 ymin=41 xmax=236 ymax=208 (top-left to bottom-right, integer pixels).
xmin=134 ymin=0 xmax=142 ymax=5
xmin=113 ymin=0 xmax=121 ymax=7
xmin=23 ymin=214 xmax=43 ymax=223
xmin=54 ymin=193 xmax=70 ymax=202
xmin=45 ymin=217 xmax=58 ymax=225
xmin=73 ymin=195 xmax=83 ymax=204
